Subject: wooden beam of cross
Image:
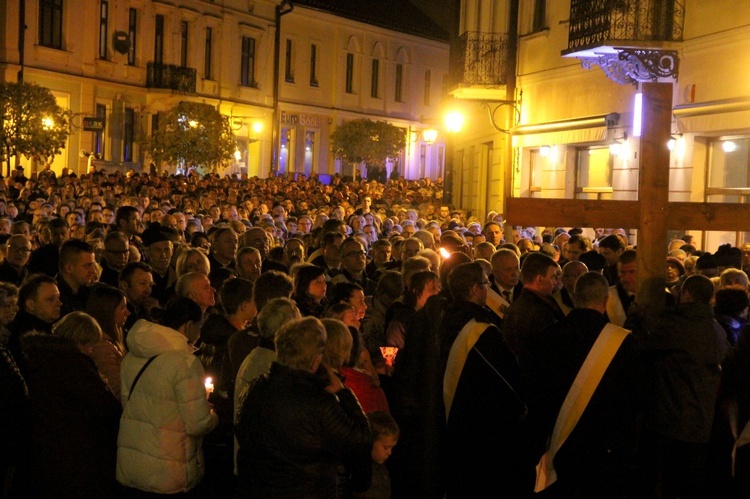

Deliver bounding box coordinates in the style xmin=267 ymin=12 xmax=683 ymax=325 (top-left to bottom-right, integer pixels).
xmin=505 ymin=83 xmax=748 ymax=290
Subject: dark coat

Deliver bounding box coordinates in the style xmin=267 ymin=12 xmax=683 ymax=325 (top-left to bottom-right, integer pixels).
xmin=198 ymin=312 xmax=241 ymax=381
xmin=56 ymin=275 xmax=89 ymax=316
xmin=633 ymin=302 xmax=726 ymax=443
xmin=236 ymin=362 xmax=372 ymax=498
xmin=221 ymin=322 xmax=260 ymax=395
xmin=0 ymin=259 xmax=27 ymax=286
xmin=7 ymin=309 xmax=55 ymax=361
xmin=535 ymin=308 xmax=645 ymax=498
xmin=98 ymin=260 xmax=121 ymax=287
xmin=0 ymin=344 xmax=28 ymax=470
xmin=20 ymin=334 xmax=121 ymax=498
xmin=439 ymin=301 xmax=531 ymax=498
xmin=26 ymin=244 xmax=60 ymax=278
xmin=501 ymin=287 xmax=565 ymax=374
xmin=389 ymin=295 xmax=448 ymax=498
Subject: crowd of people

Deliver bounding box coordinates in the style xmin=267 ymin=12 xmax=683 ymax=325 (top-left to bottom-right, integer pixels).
xmin=1 ymin=165 xmax=750 ymax=498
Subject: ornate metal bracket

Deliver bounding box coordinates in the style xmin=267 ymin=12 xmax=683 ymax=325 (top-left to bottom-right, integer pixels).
xmin=482 ymin=98 xmax=522 ymax=134
xmin=580 ymin=49 xmax=679 ymax=85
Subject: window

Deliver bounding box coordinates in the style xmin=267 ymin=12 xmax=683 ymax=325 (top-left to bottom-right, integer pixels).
xmin=532 ymin=0 xmax=547 ymax=32
xmin=154 ymin=14 xmax=164 ymax=64
xmin=127 ymin=8 xmax=137 ymax=65
xmin=345 ymin=53 xmax=354 ymax=94
xmin=94 ymin=104 xmax=106 ymax=157
xmin=240 ymin=36 xmax=256 ymax=87
xmin=309 ymin=44 xmax=318 ymax=87
xmin=575 ymin=147 xmax=613 ymax=199
xmin=39 ymin=0 xmax=63 ymax=49
xmin=395 ymin=63 xmax=404 ymax=102
xmin=98 ymin=1 xmax=108 ymax=59
xmin=180 ymin=21 xmax=189 ymax=67
xmin=424 ymin=69 xmax=431 ymax=106
xmin=123 ymin=108 xmax=135 ymax=162
xmin=371 ymin=59 xmax=380 ymax=98
xmin=285 ymin=39 xmax=294 ymax=83
xmin=707 ymin=138 xmax=750 ymax=202
xmin=204 ymin=27 xmax=213 ymax=79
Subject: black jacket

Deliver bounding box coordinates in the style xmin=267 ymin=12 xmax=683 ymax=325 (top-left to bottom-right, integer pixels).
xmin=198 ymin=312 xmax=241 ymax=382
xmin=535 ymin=308 xmax=645 ymax=497
xmin=0 ymin=259 xmax=27 ymax=286
xmin=7 ymin=310 xmax=55 ymax=362
xmin=20 ymin=334 xmax=121 ymax=498
xmin=236 ymin=362 xmax=372 ymax=498
xmin=0 ymin=344 xmax=28 ymax=469
xmin=439 ymin=300 xmax=531 ymax=498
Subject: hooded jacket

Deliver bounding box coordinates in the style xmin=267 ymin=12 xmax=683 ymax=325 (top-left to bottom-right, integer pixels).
xmin=117 ymin=319 xmax=218 ymax=494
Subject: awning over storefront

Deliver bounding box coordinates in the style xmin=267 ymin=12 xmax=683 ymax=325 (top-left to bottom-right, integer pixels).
xmin=511 ymin=113 xmax=617 ymax=148
xmin=674 ymin=96 xmax=750 ymax=134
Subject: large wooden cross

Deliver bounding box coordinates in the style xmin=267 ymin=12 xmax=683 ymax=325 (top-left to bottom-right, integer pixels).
xmin=506 ymin=83 xmax=750 ymax=285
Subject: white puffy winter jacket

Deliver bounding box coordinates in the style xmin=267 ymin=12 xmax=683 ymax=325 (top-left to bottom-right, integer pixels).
xmin=117 ymin=319 xmax=218 ymax=493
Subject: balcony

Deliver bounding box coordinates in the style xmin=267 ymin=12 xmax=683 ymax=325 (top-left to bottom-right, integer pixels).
xmin=563 ymin=0 xmax=685 ymax=84
xmin=146 ymin=63 xmax=197 ymax=93
xmin=449 ymin=32 xmax=510 ymax=100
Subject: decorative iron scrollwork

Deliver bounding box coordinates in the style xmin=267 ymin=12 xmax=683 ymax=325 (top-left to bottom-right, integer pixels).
xmin=580 ymin=49 xmax=678 ymax=84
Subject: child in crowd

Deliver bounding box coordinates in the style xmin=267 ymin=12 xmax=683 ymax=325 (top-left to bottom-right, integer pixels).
xmin=355 ymin=411 xmax=400 ymax=499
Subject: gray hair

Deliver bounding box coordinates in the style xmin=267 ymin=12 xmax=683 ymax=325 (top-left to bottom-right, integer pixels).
xmin=258 ymin=297 xmax=301 ymax=339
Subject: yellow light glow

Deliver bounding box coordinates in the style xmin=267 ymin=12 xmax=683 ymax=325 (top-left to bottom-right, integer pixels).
xmin=234 ymin=149 xmax=242 ymax=161
xmin=188 ymin=120 xmax=198 ymax=128
xmin=252 ymin=122 xmax=263 ymax=134
xmin=42 ymin=117 xmax=54 ymax=129
xmin=445 ymin=111 xmax=464 ymax=134
xmin=423 ymin=129 xmax=438 ymax=144
xmin=723 ymin=141 xmax=737 ymax=153
xmin=540 ymin=146 xmax=551 ymax=157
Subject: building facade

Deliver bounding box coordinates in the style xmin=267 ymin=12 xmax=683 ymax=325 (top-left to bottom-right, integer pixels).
xmin=450 ymin=0 xmax=750 ymax=249
xmin=0 ymin=0 xmax=449 ymax=181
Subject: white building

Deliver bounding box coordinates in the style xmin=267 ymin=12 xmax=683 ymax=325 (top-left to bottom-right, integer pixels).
xmin=0 ymin=0 xmax=450 ymax=181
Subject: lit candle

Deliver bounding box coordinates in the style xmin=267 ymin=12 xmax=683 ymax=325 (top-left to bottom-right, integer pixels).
xmin=204 ymin=377 xmax=214 ymax=397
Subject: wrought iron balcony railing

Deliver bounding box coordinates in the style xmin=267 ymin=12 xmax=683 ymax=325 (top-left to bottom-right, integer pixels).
xmin=565 ymin=0 xmax=685 ymax=53
xmin=450 ymin=32 xmax=510 ymax=88
xmin=146 ymin=63 xmax=197 ymax=93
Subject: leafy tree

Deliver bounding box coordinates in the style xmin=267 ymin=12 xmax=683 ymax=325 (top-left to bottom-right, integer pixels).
xmin=330 ymin=119 xmax=406 ymax=176
xmin=0 ymin=82 xmax=72 ymax=176
xmin=140 ymin=102 xmax=236 ymax=171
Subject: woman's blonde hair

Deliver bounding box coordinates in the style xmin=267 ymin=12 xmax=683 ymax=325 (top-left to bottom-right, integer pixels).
xmin=52 ymin=312 xmax=103 ymax=346
xmin=175 ymin=247 xmax=211 ymax=278
xmin=321 ymin=318 xmax=352 ymax=369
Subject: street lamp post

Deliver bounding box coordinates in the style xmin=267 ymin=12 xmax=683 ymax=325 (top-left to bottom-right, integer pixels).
xmin=443 ymin=111 xmax=464 ymax=206
xmin=271 ymin=0 xmax=294 ymax=177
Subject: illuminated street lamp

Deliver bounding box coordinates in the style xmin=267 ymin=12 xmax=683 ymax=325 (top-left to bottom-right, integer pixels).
xmin=443 ymin=110 xmax=465 ymax=205
xmin=423 ymin=129 xmax=438 ymax=145
xmin=41 ymin=116 xmax=54 ymax=129
xmin=445 ymin=111 xmax=464 ymax=134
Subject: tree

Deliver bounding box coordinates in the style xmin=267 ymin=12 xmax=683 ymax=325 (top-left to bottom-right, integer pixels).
xmin=330 ymin=119 xmax=406 ymax=177
xmin=140 ymin=102 xmax=236 ymax=172
xmin=0 ymin=82 xmax=72 ymax=176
